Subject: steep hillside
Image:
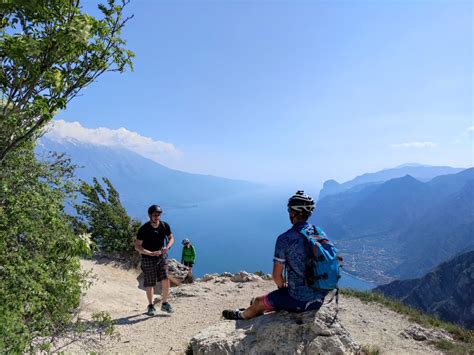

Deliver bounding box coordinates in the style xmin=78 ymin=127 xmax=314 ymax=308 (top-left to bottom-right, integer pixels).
xmin=376 ymin=251 xmax=474 ymax=330
xmin=394 ymin=180 xmax=474 ymax=278
xmin=37 ymin=137 xmax=261 ymax=217
xmin=311 ymin=169 xmax=474 ymax=283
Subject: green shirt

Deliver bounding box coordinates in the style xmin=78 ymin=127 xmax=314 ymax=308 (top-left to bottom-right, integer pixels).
xmin=181 ymin=245 xmax=196 ymax=263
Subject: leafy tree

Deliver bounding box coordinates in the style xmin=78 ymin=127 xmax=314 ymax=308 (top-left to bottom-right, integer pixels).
xmin=0 ymin=141 xmax=91 ymax=353
xmin=0 ymin=1 xmax=134 ymax=351
xmin=76 ymin=177 xmax=141 ymax=260
xmin=0 ymin=0 xmax=134 ymax=163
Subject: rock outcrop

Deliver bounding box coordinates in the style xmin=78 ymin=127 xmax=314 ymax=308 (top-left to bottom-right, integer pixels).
xmin=190 ymin=306 xmax=360 ymax=354
xmin=167 ymin=258 xmax=193 ymax=285
xmin=376 ymin=250 xmax=474 ymax=330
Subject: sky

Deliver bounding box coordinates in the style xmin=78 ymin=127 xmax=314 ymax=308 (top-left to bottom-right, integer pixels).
xmin=53 ymin=0 xmax=473 ymax=187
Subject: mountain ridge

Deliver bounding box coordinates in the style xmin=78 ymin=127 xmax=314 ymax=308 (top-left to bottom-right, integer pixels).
xmin=319 ymin=165 xmax=466 ymax=200
xmin=312 ymin=168 xmax=474 ymax=283
xmin=375 ymin=250 xmax=474 ymax=330
xmin=37 ymin=137 xmax=263 ymax=217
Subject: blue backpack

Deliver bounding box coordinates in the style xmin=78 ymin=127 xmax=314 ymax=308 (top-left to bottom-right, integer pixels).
xmin=298 ymin=224 xmax=341 ymax=291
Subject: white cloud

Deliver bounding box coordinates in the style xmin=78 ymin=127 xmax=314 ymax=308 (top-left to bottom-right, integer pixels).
xmin=391 ymin=141 xmax=437 ymax=149
xmin=45 ymin=119 xmax=182 ymax=164
xmin=468 ymin=126 xmax=474 ymax=132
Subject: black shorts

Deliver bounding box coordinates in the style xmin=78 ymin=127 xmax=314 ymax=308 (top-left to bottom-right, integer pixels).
xmin=183 ymin=261 xmax=194 ymax=267
xmin=141 ymin=257 xmax=168 ymax=287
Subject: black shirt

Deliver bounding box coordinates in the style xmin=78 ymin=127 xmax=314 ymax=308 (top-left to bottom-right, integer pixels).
xmin=137 ymin=221 xmax=172 ymax=259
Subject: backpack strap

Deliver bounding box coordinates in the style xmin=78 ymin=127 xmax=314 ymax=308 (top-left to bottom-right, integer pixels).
xmin=296 ymin=224 xmax=317 ymax=286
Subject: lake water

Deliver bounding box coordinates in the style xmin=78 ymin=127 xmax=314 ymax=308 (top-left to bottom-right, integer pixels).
xmin=157 ymin=187 xmax=376 ymax=291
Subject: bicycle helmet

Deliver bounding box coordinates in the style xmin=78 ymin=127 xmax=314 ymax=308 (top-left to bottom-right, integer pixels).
xmin=148 ymin=204 xmax=163 ymax=215
xmin=287 ymin=190 xmax=315 ymax=215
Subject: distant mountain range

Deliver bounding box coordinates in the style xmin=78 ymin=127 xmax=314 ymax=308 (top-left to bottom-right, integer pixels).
xmin=37 ymin=137 xmax=262 ymax=217
xmin=311 ymin=167 xmax=474 ymax=283
xmin=319 ymin=164 xmax=465 ymax=200
xmin=375 ymin=250 xmax=474 ymax=330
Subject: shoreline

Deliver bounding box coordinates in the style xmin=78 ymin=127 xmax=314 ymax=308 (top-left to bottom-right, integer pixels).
xmin=341 ymin=270 xmax=379 ymax=286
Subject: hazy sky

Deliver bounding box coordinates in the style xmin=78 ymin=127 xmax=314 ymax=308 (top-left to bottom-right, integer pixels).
xmin=56 ymin=0 xmax=473 ymax=187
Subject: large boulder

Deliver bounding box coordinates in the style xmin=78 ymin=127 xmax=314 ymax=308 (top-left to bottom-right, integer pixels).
xmin=190 ymin=306 xmax=360 ymax=354
xmin=167 ymin=258 xmax=193 ymax=286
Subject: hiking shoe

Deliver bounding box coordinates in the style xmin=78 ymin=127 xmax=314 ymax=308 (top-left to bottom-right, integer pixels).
xmin=161 ymin=302 xmax=174 ymax=313
xmin=222 ymin=309 xmax=244 ymax=320
xmin=147 ymin=304 xmax=157 ymax=316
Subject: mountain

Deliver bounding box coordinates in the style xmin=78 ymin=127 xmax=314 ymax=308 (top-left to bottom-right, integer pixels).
xmin=393 ymin=179 xmax=474 ymax=278
xmin=37 ymin=137 xmax=262 ymax=217
xmin=375 ymin=251 xmax=474 ymax=330
xmin=311 ymin=168 xmax=474 ymax=283
xmin=319 ymin=165 xmax=465 ymax=199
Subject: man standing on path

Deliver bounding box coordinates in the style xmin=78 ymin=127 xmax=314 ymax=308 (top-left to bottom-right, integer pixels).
xmin=222 ymin=191 xmax=328 ymax=320
xmin=135 ymin=204 xmax=174 ymax=316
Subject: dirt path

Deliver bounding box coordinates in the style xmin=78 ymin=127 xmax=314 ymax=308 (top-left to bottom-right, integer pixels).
xmin=59 ymin=259 xmax=444 ymax=354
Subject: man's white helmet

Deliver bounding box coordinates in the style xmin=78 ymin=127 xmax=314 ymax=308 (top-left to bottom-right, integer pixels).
xmin=287 ymin=190 xmax=315 ymax=215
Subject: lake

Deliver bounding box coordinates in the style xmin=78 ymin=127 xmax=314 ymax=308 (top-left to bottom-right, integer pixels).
xmin=156 ymin=187 xmax=377 ymax=290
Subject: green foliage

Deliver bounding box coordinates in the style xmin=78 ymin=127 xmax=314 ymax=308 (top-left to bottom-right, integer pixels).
xmin=76 ymin=177 xmax=140 ymax=261
xmin=0 ymin=0 xmax=134 ymax=162
xmin=341 ymin=288 xmax=474 ymax=352
xmin=254 ymin=271 xmax=272 ymax=280
xmin=90 ymin=311 xmax=118 ymax=341
xmin=0 ymin=140 xmax=91 ymax=353
xmin=360 ymin=344 xmax=381 ymax=355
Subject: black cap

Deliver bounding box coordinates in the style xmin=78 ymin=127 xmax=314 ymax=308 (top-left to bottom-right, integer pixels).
xmin=148 ymin=204 xmax=163 ymax=215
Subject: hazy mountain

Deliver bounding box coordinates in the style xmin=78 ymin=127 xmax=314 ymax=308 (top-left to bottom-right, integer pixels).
xmin=393 ymin=179 xmax=474 ymax=278
xmin=319 ymin=165 xmax=465 ymax=200
xmin=311 ymin=168 xmax=474 ymax=283
xmin=375 ymin=250 xmax=474 ymax=330
xmin=37 ymin=137 xmax=262 ymax=217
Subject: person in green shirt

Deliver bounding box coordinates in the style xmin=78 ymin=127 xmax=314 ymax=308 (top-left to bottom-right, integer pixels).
xmin=181 ymin=238 xmax=196 ymax=274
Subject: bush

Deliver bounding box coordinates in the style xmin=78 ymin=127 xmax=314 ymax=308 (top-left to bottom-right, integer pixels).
xmin=76 ymin=177 xmax=141 ymax=263
xmin=0 ymin=143 xmax=90 ymax=352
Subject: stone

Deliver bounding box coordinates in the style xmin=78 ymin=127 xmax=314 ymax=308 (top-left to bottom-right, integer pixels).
xmin=231 ymin=271 xmax=261 ymax=283
xmin=167 ymin=259 xmax=192 ymax=286
xmin=202 ymin=274 xmax=219 ymax=282
xmin=190 ymin=306 xmax=360 ymax=354
xmin=399 ymin=325 xmax=452 ymax=343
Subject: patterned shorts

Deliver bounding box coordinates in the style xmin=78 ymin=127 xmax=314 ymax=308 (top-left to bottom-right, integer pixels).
xmin=141 ymin=257 xmax=169 ymax=287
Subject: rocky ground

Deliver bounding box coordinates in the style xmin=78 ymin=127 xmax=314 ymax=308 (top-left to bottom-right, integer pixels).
xmin=55 ymin=259 xmax=450 ymax=354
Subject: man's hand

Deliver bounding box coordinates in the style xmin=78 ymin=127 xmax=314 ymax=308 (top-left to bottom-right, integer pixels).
xmin=150 ymin=250 xmax=162 ymax=256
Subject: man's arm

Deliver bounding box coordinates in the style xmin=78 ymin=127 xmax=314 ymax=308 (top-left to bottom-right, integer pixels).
xmin=134 ymin=239 xmax=160 ymax=256
xmin=164 ymin=233 xmax=174 ymax=251
xmin=272 ymin=262 xmax=286 ymax=288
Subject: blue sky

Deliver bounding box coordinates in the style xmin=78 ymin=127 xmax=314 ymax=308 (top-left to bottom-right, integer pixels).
xmin=55 ymin=0 xmax=473 ymax=187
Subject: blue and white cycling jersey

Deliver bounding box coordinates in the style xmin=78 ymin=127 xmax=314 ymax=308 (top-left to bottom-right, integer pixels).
xmin=273 ymin=221 xmax=328 ymax=302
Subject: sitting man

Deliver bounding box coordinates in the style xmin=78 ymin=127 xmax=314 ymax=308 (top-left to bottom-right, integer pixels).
xmin=222 ymin=191 xmax=328 ymax=320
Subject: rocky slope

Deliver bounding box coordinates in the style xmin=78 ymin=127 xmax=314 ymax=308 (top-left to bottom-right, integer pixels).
xmin=375 ymin=250 xmax=474 ymax=330
xmin=57 ymin=259 xmax=453 ymax=354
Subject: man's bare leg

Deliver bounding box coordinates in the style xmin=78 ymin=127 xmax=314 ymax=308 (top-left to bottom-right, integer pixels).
xmin=241 ymin=296 xmax=267 ymax=319
xmin=161 ymin=278 xmax=170 ymax=303
xmin=146 ymin=286 xmax=154 ymax=305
